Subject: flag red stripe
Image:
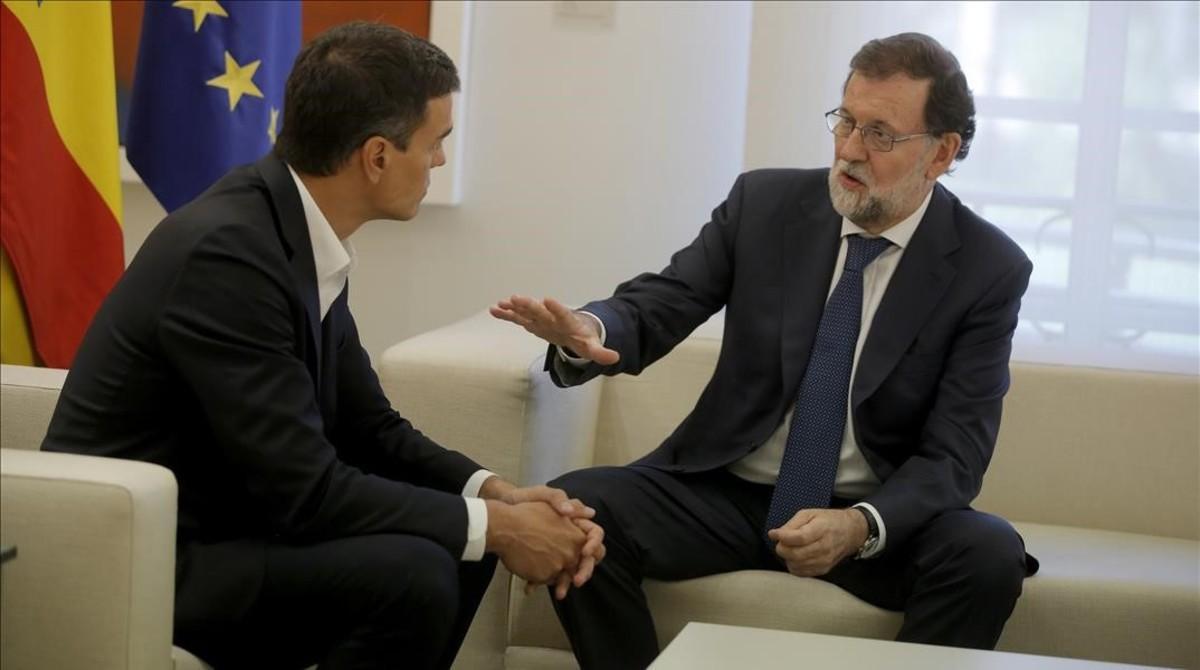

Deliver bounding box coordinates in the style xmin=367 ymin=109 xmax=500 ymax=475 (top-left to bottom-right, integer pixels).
xmin=0 ymin=3 xmax=124 ymax=368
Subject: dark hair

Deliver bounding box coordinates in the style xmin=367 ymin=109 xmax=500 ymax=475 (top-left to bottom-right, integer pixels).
xmin=845 ymin=33 xmax=975 ymax=162
xmin=274 ymin=21 xmax=460 ymax=175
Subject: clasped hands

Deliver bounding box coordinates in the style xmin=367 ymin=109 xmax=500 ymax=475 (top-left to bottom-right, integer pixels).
xmin=481 ymin=477 xmax=606 ymax=600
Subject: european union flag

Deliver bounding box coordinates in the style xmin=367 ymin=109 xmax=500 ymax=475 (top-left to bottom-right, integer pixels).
xmin=126 ymin=1 xmax=301 ymax=212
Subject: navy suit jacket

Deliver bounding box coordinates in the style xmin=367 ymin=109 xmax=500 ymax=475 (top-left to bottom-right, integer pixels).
xmin=551 ymin=168 xmax=1032 ymax=553
xmin=44 ymin=154 xmax=482 ymax=625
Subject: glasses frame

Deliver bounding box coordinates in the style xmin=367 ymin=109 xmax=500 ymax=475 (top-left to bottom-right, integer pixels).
xmin=824 ymin=108 xmax=933 ymax=152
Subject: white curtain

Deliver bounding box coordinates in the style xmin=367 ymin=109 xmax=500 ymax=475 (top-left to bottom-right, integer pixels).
xmin=746 ymin=1 xmax=1199 ymax=374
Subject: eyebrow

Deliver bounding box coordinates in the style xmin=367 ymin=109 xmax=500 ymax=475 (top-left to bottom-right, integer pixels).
xmin=840 ymin=110 xmax=899 ymax=134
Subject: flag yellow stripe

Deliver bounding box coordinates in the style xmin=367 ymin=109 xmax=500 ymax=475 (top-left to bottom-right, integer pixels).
xmin=0 ymin=248 xmax=37 ymax=365
xmin=3 ymin=0 xmax=121 ymax=224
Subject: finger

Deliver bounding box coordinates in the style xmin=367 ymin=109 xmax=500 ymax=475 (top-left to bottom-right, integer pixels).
xmin=523 ymin=580 xmax=537 ymax=596
xmin=489 ymin=306 xmax=522 ymax=324
xmin=512 ymin=295 xmax=556 ymax=322
xmin=561 ymin=497 xmax=595 ymax=518
xmin=782 ymin=540 xmax=830 ymax=567
xmin=554 ymin=572 xmax=573 ymax=600
xmin=578 ymin=520 xmax=605 ymax=556
xmin=782 ymin=508 xmax=820 ymax=531
xmin=542 ymin=297 xmax=578 ymax=326
xmin=585 ymin=342 xmax=621 ymax=366
xmin=533 ymin=486 xmax=570 ymax=513
xmin=573 ymin=556 xmax=596 ymax=587
xmin=773 ymin=526 xmax=820 ymax=547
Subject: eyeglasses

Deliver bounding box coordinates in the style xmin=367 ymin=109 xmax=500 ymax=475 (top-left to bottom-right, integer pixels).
xmin=824 ymin=109 xmax=931 ymax=152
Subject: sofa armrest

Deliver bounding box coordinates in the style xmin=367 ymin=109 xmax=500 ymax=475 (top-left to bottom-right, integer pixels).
xmin=378 ymin=311 xmax=602 ymax=486
xmin=0 ymin=448 xmax=178 ymax=670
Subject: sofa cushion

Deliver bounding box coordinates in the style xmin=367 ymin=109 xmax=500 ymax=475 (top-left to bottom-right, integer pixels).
xmin=978 ymin=365 xmax=1199 ymax=540
xmin=0 ymin=364 xmax=67 ymax=451
xmin=1001 ymin=522 xmax=1200 ymax=668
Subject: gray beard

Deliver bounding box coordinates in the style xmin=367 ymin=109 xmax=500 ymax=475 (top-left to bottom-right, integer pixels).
xmin=829 ymin=172 xmax=891 ymax=226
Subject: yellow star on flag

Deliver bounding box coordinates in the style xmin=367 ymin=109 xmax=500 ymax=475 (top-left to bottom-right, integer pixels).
xmin=268 ymin=107 xmax=280 ymax=144
xmin=206 ymin=51 xmax=265 ymax=111
xmin=172 ymin=0 xmax=228 ymax=32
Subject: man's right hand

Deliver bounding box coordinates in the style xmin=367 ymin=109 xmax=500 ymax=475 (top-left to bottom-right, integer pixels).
xmin=490 ymin=295 xmax=620 ymax=366
xmin=485 ymin=499 xmax=588 ymax=586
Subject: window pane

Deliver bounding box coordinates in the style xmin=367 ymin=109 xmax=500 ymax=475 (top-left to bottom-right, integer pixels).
xmin=981 ymin=205 xmax=1071 ymax=289
xmin=1124 ymin=2 xmax=1200 ymax=112
xmin=1109 ymin=213 xmax=1199 ymax=307
xmin=956 ymin=2 xmax=1089 ymax=101
xmin=1117 ymin=130 xmax=1200 ymax=207
xmin=950 ymin=119 xmax=1078 ymax=198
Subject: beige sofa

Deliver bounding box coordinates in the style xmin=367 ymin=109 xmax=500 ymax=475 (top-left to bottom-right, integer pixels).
xmin=377 ymin=312 xmax=1200 ymax=670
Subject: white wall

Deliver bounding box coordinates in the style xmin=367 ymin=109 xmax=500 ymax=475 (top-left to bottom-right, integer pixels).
xmin=743 ymin=1 xmax=839 ymax=171
xmin=121 ymin=0 xmax=754 ymax=361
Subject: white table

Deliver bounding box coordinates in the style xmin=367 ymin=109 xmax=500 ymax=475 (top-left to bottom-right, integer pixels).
xmin=650 ymin=623 xmax=1164 ymax=669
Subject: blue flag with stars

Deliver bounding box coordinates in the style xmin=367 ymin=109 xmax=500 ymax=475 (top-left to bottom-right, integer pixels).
xmin=126 ymin=0 xmax=300 ymax=212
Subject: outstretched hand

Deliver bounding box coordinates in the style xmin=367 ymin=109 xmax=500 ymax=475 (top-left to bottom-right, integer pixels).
xmin=490 ymin=295 xmax=620 ymax=366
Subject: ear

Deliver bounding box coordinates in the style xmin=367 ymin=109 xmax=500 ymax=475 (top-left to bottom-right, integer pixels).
xmin=359 ymin=136 xmax=390 ymax=184
xmin=925 ymin=132 xmax=962 ymax=180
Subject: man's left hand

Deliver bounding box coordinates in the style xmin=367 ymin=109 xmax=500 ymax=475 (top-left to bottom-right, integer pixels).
xmin=767 ymin=508 xmax=867 ymax=577
xmin=482 ymin=479 xmax=606 ymax=598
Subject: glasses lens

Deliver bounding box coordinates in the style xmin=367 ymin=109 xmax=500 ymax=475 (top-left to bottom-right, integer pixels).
xmin=827 ymin=113 xmax=851 ymax=136
xmin=863 ymin=127 xmax=893 ymax=152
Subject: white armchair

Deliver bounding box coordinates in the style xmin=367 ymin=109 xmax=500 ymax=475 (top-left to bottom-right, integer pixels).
xmin=0 ymin=365 xmax=208 ymax=670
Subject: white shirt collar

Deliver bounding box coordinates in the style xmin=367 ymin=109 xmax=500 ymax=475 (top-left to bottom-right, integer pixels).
xmin=286 ymin=165 xmax=357 ymax=318
xmin=839 ymin=187 xmax=934 ymax=248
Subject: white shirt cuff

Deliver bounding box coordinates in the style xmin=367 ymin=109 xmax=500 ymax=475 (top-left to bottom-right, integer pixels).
xmin=462 ymin=469 xmax=498 ymax=498
xmin=462 ymin=498 xmax=488 ymax=561
xmin=851 ymin=502 xmax=887 ymax=559
xmin=460 ymin=469 xmax=497 ymax=562
xmin=555 ymin=310 xmax=606 ymax=367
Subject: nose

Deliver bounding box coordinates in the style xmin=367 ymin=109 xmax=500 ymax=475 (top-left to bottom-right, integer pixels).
xmin=836 ymin=128 xmax=869 ymax=164
xmin=432 ymin=146 xmax=447 ymax=169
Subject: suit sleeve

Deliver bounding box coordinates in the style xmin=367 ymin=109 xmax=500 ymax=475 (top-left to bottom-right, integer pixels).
xmin=157 ymin=225 xmax=471 ymax=555
xmin=864 ymin=257 xmax=1033 ymax=551
xmin=549 ymin=174 xmax=747 ymax=387
xmin=328 ymin=293 xmax=484 ymax=493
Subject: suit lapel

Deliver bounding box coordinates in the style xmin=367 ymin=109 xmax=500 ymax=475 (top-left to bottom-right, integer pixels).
xmin=852 ymin=184 xmax=959 ymax=405
xmin=257 ymin=155 xmax=323 ymax=390
xmin=780 ymin=187 xmax=842 ymax=395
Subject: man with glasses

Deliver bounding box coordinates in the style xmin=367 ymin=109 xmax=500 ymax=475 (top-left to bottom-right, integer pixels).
xmin=492 ymin=32 xmax=1036 ymax=669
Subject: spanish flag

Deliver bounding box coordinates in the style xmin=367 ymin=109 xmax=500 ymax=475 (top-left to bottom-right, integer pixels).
xmin=0 ymin=0 xmax=124 ymax=368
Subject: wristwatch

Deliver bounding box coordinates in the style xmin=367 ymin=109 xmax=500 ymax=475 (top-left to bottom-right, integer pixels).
xmin=853 ymin=506 xmax=879 ymax=559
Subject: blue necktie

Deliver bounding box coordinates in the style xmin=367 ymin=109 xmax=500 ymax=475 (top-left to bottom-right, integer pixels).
xmin=765 ymin=235 xmax=893 ymax=536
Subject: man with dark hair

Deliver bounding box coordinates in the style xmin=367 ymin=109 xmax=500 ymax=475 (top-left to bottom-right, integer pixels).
xmin=44 ymin=22 xmax=603 ymax=670
xmin=492 ymin=32 xmax=1037 ymax=669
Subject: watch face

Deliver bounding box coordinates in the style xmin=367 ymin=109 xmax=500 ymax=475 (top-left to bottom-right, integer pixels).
xmin=856 ymin=536 xmax=878 ymax=559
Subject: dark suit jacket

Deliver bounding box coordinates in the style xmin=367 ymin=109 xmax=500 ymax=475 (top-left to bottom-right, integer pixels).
xmin=43 ymin=154 xmax=483 ymax=625
xmin=552 ymin=168 xmax=1032 ymax=553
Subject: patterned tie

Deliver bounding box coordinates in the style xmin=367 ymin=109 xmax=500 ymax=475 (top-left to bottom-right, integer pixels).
xmin=765 ymin=234 xmax=893 ymax=536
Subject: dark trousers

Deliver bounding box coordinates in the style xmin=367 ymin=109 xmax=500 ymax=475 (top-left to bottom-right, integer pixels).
xmin=550 ymin=466 xmax=1030 ymax=670
xmin=175 ymin=534 xmax=497 ymax=670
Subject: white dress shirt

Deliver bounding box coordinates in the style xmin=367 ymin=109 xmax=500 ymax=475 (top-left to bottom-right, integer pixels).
xmin=288 ymin=167 xmax=494 ymax=561
xmin=561 ymin=189 xmax=933 ymax=559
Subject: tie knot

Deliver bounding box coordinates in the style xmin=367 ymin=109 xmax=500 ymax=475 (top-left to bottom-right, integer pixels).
xmin=844 ymin=235 xmax=893 ymax=273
